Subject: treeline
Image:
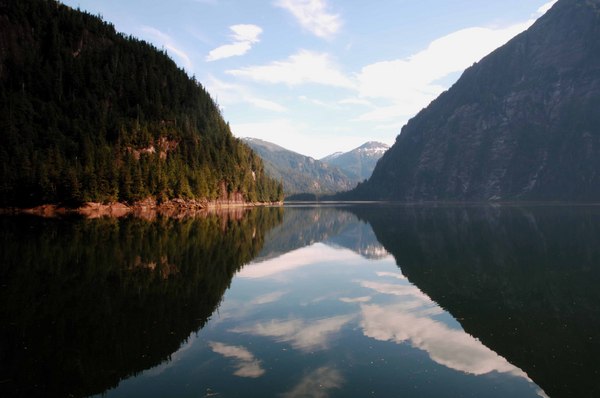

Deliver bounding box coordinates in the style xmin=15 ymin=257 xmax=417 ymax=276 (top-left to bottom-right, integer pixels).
xmin=0 ymin=0 xmax=283 ymax=207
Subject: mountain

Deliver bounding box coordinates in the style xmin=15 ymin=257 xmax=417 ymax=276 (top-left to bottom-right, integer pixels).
xmin=321 ymin=141 xmax=389 ymax=181
xmin=345 ymin=0 xmax=600 ymax=201
xmin=242 ymin=138 xmax=356 ymax=197
xmin=0 ymin=0 xmax=282 ymax=207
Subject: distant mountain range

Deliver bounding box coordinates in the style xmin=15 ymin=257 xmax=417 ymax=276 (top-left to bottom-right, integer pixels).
xmin=343 ymin=0 xmax=600 ymax=202
xmin=321 ymin=141 xmax=389 ymax=181
xmin=242 ymin=138 xmax=388 ymax=198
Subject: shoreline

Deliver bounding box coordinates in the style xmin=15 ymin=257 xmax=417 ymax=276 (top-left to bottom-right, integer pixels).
xmin=0 ymin=198 xmax=284 ymax=219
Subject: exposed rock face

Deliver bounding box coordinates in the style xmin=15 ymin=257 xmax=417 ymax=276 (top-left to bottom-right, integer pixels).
xmin=351 ymin=0 xmax=600 ymax=201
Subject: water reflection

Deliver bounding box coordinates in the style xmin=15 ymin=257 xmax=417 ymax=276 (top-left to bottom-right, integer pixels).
xmin=350 ymin=204 xmax=600 ymax=398
xmin=256 ymin=206 xmax=388 ymax=261
xmin=208 ymin=342 xmax=265 ymax=378
xmin=232 ymin=314 xmax=356 ymax=352
xmin=0 ymin=208 xmax=283 ymax=397
xmin=3 ymin=204 xmax=596 ymax=397
xmin=217 ymin=238 xmax=543 ymax=397
xmin=281 ymin=366 xmax=344 ymax=398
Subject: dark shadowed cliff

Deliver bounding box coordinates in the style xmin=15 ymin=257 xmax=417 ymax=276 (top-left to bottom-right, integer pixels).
xmin=347 ymin=0 xmax=600 ymax=201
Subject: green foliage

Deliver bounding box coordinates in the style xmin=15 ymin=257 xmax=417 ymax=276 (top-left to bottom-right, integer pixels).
xmin=0 ymin=0 xmax=283 ymax=206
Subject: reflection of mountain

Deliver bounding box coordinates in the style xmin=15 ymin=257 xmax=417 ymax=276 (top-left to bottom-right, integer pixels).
xmin=0 ymin=208 xmax=282 ymax=398
xmin=256 ymin=207 xmax=387 ymax=261
xmin=350 ymin=205 xmax=600 ymax=398
xmin=325 ymin=219 xmax=388 ymax=260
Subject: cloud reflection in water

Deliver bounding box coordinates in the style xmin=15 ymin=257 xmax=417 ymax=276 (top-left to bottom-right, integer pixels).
xmin=231 ymin=315 xmax=354 ymax=352
xmin=281 ymin=366 xmax=344 ymax=398
xmin=209 ymin=342 xmax=265 ymax=378
xmin=358 ymin=275 xmax=530 ymax=379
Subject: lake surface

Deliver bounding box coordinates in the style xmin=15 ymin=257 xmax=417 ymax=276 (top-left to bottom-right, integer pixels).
xmin=1 ymin=204 xmax=600 ymax=397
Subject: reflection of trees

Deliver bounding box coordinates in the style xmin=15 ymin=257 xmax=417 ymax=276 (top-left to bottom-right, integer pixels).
xmin=351 ymin=204 xmax=600 ymax=398
xmin=0 ymin=207 xmax=282 ymax=398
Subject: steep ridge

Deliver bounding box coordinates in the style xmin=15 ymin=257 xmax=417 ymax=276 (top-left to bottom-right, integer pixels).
xmin=347 ymin=0 xmax=600 ymax=201
xmin=0 ymin=0 xmax=282 ymax=207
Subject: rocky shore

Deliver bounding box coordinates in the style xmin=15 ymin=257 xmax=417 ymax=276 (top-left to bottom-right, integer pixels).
xmin=0 ymin=197 xmax=283 ymax=219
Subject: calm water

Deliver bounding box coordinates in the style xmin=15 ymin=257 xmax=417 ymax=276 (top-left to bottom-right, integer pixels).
xmin=1 ymin=204 xmax=600 ymax=397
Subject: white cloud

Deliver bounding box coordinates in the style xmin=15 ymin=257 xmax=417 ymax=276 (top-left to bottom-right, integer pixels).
xmin=231 ymin=314 xmax=354 ymax=351
xmin=338 ymin=97 xmax=374 ymax=107
xmin=205 ymin=76 xmax=287 ymax=112
xmin=139 ymin=26 xmax=193 ymax=70
xmin=227 ymin=50 xmax=354 ymax=88
xmin=206 ymin=24 xmax=262 ymax=61
xmin=275 ymin=0 xmax=341 ymax=39
xmin=207 ymin=42 xmax=253 ymax=62
xmin=250 ymin=291 xmax=288 ymax=305
xmin=209 ymin=341 xmax=265 ymax=378
xmin=360 ymin=280 xmax=434 ymax=302
xmin=375 ymin=271 xmax=406 ymax=280
xmin=355 ymin=19 xmax=537 ymax=123
xmin=230 ymin=24 xmax=262 ymax=42
xmin=236 ymin=243 xmax=359 ymax=279
xmin=245 ymin=97 xmax=288 ymax=112
xmin=299 ymin=95 xmax=340 ymax=109
xmin=360 ymin=303 xmax=529 ymax=378
xmin=354 ymin=273 xmax=538 ymax=384
xmin=231 ymin=119 xmax=368 ymax=159
xmin=537 ymin=0 xmax=557 ymax=15
xmin=282 ymin=367 xmax=344 ymax=398
xmin=339 ymin=296 xmax=372 ymax=303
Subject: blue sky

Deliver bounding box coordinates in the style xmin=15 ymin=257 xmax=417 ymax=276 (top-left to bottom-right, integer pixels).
xmin=62 ymin=0 xmax=557 ymax=158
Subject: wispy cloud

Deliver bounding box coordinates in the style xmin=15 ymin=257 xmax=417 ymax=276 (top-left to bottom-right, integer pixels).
xmin=355 ymin=22 xmax=532 ymax=123
xmin=209 ymin=341 xmax=265 ymax=378
xmin=227 ymin=50 xmax=354 ymax=88
xmin=275 ymin=0 xmax=341 ymax=39
xmin=139 ymin=26 xmax=193 ymax=70
xmin=231 ymin=314 xmax=354 ymax=352
xmin=537 ymin=0 xmax=557 ymax=15
xmin=205 ymin=75 xmax=287 ymax=112
xmin=282 ymin=366 xmax=344 ymax=398
xmin=339 ymin=296 xmax=372 ymax=303
xmin=299 ymin=95 xmax=340 ymax=109
xmin=236 ymin=243 xmax=359 ymax=279
xmin=360 ymin=303 xmax=528 ymax=378
xmin=207 ymin=24 xmax=263 ymax=61
xmin=354 ymin=2 xmax=555 ymax=125
xmin=355 ymin=273 xmax=534 ymax=381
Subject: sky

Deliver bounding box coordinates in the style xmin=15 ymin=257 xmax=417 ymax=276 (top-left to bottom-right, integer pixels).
xmin=62 ymin=0 xmax=557 ymax=159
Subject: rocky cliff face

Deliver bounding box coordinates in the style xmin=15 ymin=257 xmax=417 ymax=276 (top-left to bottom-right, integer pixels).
xmin=351 ymin=0 xmax=600 ymax=201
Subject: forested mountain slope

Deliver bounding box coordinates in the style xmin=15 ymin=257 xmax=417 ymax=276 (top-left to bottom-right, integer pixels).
xmin=0 ymin=0 xmax=282 ymax=207
xmin=243 ymin=137 xmax=356 ymax=197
